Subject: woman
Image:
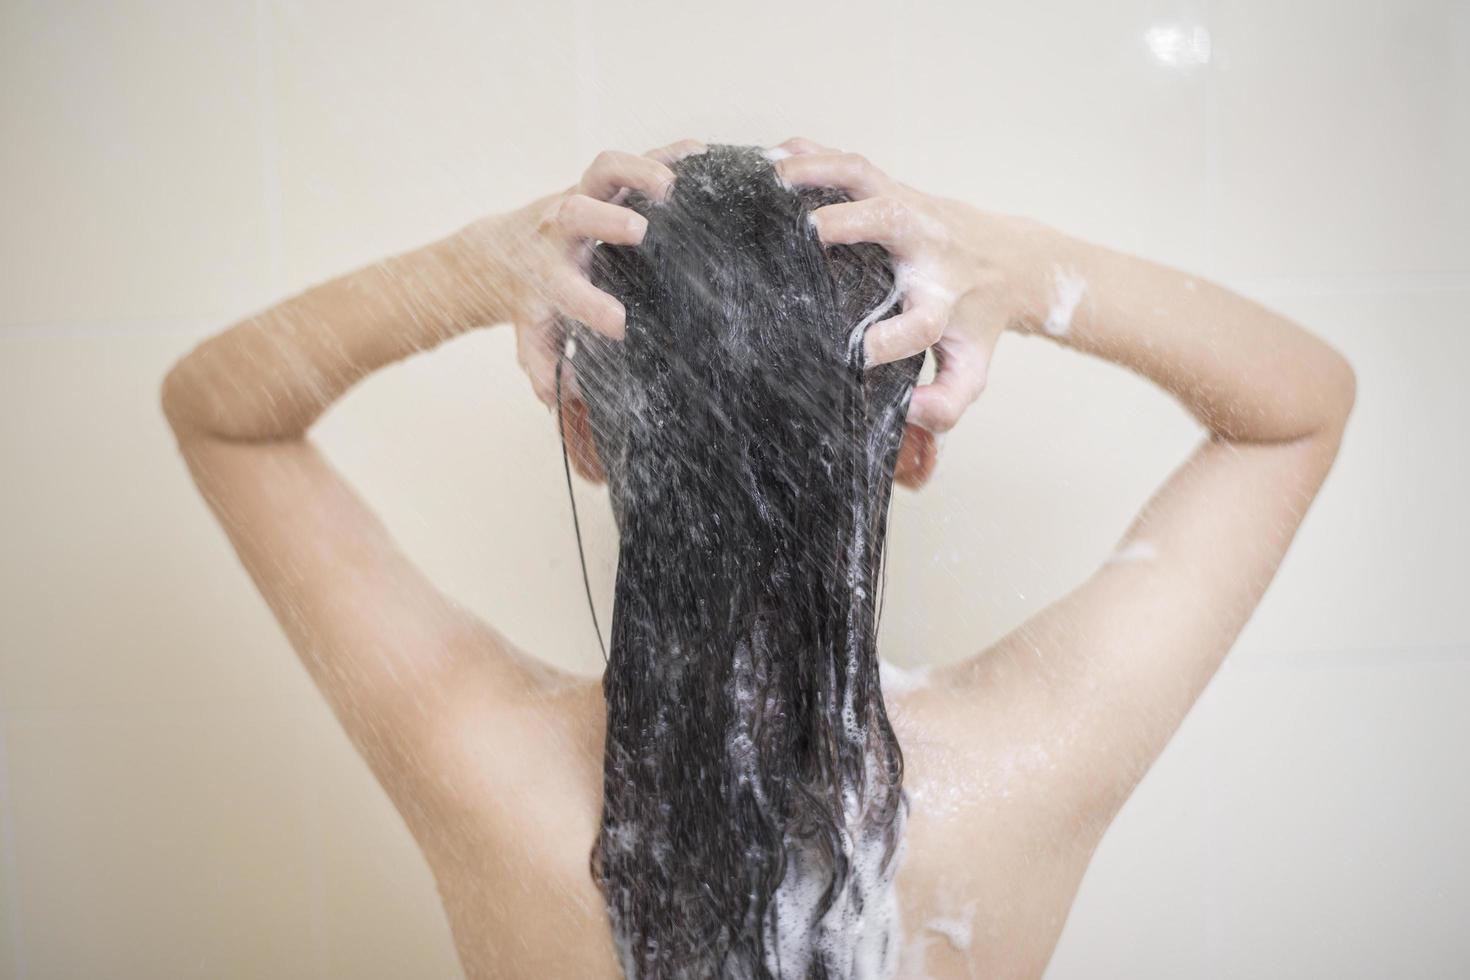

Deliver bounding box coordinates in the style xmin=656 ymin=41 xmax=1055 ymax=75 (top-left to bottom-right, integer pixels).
xmin=162 ymin=138 xmax=1355 ymax=979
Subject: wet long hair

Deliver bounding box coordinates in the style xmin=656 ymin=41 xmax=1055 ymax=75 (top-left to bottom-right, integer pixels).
xmin=566 ymin=145 xmax=923 ymax=979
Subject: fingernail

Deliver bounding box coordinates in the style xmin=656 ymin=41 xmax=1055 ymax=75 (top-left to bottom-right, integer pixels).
xmin=629 ymin=214 xmax=648 ymax=242
xmin=644 ymin=159 xmax=677 ymax=204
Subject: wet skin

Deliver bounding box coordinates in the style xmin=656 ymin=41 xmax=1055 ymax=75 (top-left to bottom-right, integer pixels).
xmin=162 ymin=141 xmax=1355 ymax=978
xmin=414 ymin=656 xmax=1108 ymax=980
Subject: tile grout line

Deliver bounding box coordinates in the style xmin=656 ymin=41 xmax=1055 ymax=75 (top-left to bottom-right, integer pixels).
xmin=258 ymin=0 xmax=283 ymax=298
xmin=572 ymin=0 xmax=597 ymax=160
xmin=298 ymin=719 xmax=330 ymax=980
xmin=3 ymin=274 xmax=1463 ymax=345
xmin=1232 ymin=271 xmax=1470 ymax=296
xmin=1202 ymin=0 xmax=1221 ymax=279
xmin=0 ymin=316 xmax=226 ymax=342
xmin=4 ymin=270 xmax=1467 ymax=343
xmin=1201 ymin=6 xmax=1231 ymax=965
xmin=257 ymin=1 xmax=326 ymax=976
xmin=0 ymin=717 xmax=30 ymax=980
xmin=1235 ymin=641 xmax=1470 ymax=670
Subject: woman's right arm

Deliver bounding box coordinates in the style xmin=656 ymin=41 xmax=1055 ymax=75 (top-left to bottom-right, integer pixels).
xmin=159 ymin=147 xmax=685 ymax=826
xmin=776 ymin=142 xmax=1356 ymax=837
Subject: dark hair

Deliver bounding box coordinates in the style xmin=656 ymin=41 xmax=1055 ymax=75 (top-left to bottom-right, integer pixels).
xmin=568 ymin=145 xmax=922 ymax=979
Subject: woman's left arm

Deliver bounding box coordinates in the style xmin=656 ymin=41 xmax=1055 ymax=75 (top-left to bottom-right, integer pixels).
xmin=775 ymin=140 xmax=1356 ymax=842
xmin=161 ymin=148 xmax=680 ymax=818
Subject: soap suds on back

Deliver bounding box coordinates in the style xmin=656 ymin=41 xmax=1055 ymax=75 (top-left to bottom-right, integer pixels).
xmin=925 ymin=914 xmax=974 ymax=951
xmin=880 ymin=659 xmax=933 ymax=694
xmin=765 ymin=757 xmax=907 ymax=979
xmin=1107 ymin=538 xmax=1159 ymax=564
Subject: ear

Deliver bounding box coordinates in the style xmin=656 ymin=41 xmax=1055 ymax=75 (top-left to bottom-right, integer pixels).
xmin=559 ymin=393 xmax=607 ymax=484
xmin=894 ymin=423 xmax=938 ymax=489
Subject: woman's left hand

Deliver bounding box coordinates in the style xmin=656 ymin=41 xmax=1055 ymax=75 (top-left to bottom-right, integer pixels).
xmin=771 ymin=138 xmax=1036 ymax=437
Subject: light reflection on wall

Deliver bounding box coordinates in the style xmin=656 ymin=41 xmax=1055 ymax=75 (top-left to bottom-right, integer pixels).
xmin=1144 ymin=22 xmax=1213 ymax=71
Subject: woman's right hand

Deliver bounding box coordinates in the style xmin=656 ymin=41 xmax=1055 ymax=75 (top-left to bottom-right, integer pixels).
xmin=773 ymin=139 xmax=1044 ymax=435
xmin=455 ymin=141 xmax=705 ymax=407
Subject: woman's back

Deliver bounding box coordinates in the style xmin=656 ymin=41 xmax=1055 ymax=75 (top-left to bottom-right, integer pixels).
xmin=162 ymin=137 xmax=1353 ymax=978
xmin=416 ymin=659 xmax=1102 ymax=980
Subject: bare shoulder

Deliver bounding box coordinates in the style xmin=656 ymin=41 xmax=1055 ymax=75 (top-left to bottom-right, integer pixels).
xmin=884 ymin=665 xmax=1100 ymax=978
xmin=885 ymin=657 xmax=1103 ymax=846
xmin=410 ymin=646 xmax=605 ymax=849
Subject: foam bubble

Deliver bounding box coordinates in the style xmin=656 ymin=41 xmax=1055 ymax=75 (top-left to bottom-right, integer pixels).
xmin=1106 ymin=539 xmax=1159 ymax=564
xmin=925 ymin=914 xmax=974 ymax=951
xmin=1044 ymin=266 xmax=1088 ymax=337
xmin=879 ymin=659 xmax=933 ymax=694
xmin=896 ymin=263 xmax=959 ymax=307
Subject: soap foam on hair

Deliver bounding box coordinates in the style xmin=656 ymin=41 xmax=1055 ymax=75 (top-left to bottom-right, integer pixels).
xmin=765 ymin=758 xmax=908 ymax=979
xmin=578 ymin=144 xmax=918 ymax=979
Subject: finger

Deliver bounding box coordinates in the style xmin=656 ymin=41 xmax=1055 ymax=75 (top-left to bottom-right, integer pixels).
xmin=894 ymin=423 xmax=939 ymax=489
xmin=554 ymin=193 xmax=647 ymax=246
xmin=516 ymin=321 xmax=564 ymax=408
xmin=774 ymin=151 xmax=887 ymax=199
xmin=773 ymin=136 xmax=838 ymax=157
xmin=560 ymin=394 xmax=607 ymax=484
xmin=906 ymin=336 xmax=990 ymax=434
xmin=863 ymin=297 xmax=947 ymax=366
xmin=644 ymin=138 xmax=707 ymax=165
xmin=558 ymin=351 xmax=584 ymax=402
xmin=579 ymin=149 xmax=676 ymax=203
xmin=553 ymin=269 xmax=626 ymax=339
xmin=810 ymin=196 xmax=921 ymax=253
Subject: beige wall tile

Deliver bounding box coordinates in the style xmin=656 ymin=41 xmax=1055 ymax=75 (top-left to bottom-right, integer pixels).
xmin=568 ymin=0 xmax=911 ymax=161
xmin=298 ymin=710 xmax=462 ymax=979
xmin=565 ymin=0 xmax=1217 ymax=271
xmin=0 ymin=727 xmax=21 ymax=980
xmin=270 ymin=0 xmax=581 ymax=292
xmin=0 ymin=1 xmax=273 ymax=327
xmin=1203 ymin=655 xmax=1470 ymax=975
xmin=301 ymin=325 xmax=616 ymax=677
xmin=0 ymin=327 xmax=326 ymax=712
xmin=3 ymin=703 xmax=321 ymax=978
xmin=881 ymin=1 xmax=1217 ymax=271
xmin=2 ymin=1 xmax=1467 ymax=976
xmin=878 ymin=326 xmax=1202 ymax=666
xmin=1051 ymin=653 xmax=1470 ymax=977
xmin=1234 ymin=285 xmax=1470 ymax=654
xmin=1211 ymin=0 xmax=1470 ymax=279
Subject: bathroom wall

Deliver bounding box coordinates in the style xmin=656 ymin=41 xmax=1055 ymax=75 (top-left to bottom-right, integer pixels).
xmin=2 ymin=0 xmax=1467 ymax=976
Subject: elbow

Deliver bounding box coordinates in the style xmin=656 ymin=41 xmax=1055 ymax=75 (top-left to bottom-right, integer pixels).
xmin=159 ymin=363 xmax=183 ymax=434
xmin=159 ymin=359 xmax=204 ymax=441
xmin=1324 ymin=348 xmax=1357 ymax=435
xmin=1295 ymin=346 xmax=1356 ymax=457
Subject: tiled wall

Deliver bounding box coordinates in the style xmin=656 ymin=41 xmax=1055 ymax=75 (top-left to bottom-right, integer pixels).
xmin=2 ymin=1 xmax=1466 ymax=977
